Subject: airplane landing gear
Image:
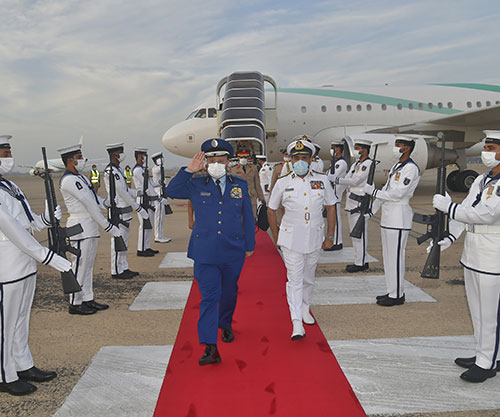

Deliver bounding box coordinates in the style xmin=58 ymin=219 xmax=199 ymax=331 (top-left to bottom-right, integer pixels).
xmin=447 ymin=169 xmax=478 ymax=192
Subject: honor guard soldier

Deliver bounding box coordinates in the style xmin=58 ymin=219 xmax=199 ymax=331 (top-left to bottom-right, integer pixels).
xmin=364 ymin=136 xmax=421 ymax=306
xmin=0 ymin=135 xmax=71 ymax=396
xmin=151 ymin=152 xmax=172 ymax=243
xmin=325 ymin=139 xmax=349 ymax=251
xmin=59 ymin=144 xmax=123 ymax=314
xmin=165 ymin=138 xmax=255 ymax=366
xmin=132 ymin=148 xmax=158 ymax=257
xmin=432 ymin=130 xmax=500 ymax=383
xmin=268 ymin=138 xmax=336 ymax=340
xmin=89 ymin=164 xmax=100 ymax=193
xmin=310 ymin=143 xmax=324 ymax=173
xmin=256 ymin=155 xmax=273 ymax=204
xmin=335 ymin=138 xmax=373 ymax=272
xmin=104 ymin=143 xmax=145 ymax=279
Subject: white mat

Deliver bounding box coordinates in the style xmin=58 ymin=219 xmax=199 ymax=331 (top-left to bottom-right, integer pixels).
xmin=158 ymin=252 xmax=193 ymax=269
xmin=129 ymin=281 xmax=192 ymax=311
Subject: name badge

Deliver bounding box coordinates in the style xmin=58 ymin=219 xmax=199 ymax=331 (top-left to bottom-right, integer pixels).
xmin=310 ymin=180 xmax=325 ymax=190
xmin=284 ymin=187 xmax=295 ymax=192
xmin=230 ymin=187 xmax=243 ymax=199
xmin=200 ymin=192 xmax=211 ymax=196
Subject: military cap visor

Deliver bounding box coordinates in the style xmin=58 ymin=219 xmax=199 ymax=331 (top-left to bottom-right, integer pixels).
xmin=0 ymin=135 xmax=13 ymax=148
xmin=106 ymin=143 xmax=124 ymax=153
xmin=58 ymin=144 xmax=82 ymax=157
xmin=151 ymin=151 xmax=163 ymax=160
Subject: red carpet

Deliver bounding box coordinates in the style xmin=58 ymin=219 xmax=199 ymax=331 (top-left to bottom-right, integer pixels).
xmin=154 ymin=231 xmax=366 ymax=417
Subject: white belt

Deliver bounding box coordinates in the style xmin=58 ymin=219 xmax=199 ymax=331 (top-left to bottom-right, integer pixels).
xmin=68 ymin=212 xmax=91 ymax=220
xmin=383 ymin=199 xmax=410 ymax=206
xmin=466 ymin=224 xmax=500 ymax=234
xmin=350 ymin=187 xmax=364 ymax=194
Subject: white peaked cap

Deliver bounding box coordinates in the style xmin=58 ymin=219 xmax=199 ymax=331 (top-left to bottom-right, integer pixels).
xmin=106 ymin=142 xmax=124 ymax=151
xmin=151 ymin=151 xmax=163 ymax=160
xmin=286 ymin=139 xmax=316 ymax=156
xmin=0 ymin=135 xmax=12 ymax=146
xmin=353 ymin=138 xmax=373 ymax=147
xmin=394 ymin=134 xmax=415 ymax=143
xmin=292 ymin=134 xmax=313 ymax=143
xmin=134 ymin=147 xmax=148 ymax=153
xmin=483 ymin=130 xmax=500 ymax=141
xmin=255 ymin=155 xmax=267 ymax=159
xmin=57 ymin=144 xmax=82 ymax=156
xmin=330 ymin=138 xmax=344 ymax=145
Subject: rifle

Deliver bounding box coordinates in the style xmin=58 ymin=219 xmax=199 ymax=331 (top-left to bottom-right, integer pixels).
xmin=349 ymin=145 xmax=379 ymax=239
xmin=41 ymin=147 xmax=82 ymax=294
xmin=159 ymin=156 xmax=173 ymax=215
xmin=107 ymin=156 xmax=128 ymax=252
xmin=140 ymin=154 xmax=153 ymax=229
xmin=413 ymin=132 xmax=448 ymax=279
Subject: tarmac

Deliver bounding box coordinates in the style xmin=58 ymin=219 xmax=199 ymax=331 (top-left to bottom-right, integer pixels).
xmin=1 ymin=165 xmax=500 ymax=417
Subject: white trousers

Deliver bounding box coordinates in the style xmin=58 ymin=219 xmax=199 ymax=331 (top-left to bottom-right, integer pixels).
xmin=381 ymin=228 xmax=409 ymax=298
xmin=333 ymin=202 xmax=343 ymax=246
xmin=154 ymin=200 xmax=167 ymax=240
xmin=137 ymin=208 xmax=154 ymax=251
xmin=281 ymin=247 xmax=320 ymax=322
xmin=111 ymin=214 xmax=132 ymax=275
xmin=0 ymin=276 xmax=35 ymax=383
xmin=347 ymin=211 xmax=368 ymax=266
xmin=69 ymin=238 xmax=98 ymax=305
xmin=464 ymin=267 xmax=500 ymax=370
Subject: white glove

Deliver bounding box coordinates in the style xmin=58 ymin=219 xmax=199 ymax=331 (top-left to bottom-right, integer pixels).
xmin=45 ymin=201 xmax=62 ymax=221
xmin=364 ymin=183 xmax=375 ymax=195
xmin=426 ymin=237 xmax=453 ymax=254
xmin=109 ymin=225 xmax=122 ymax=238
xmin=433 ymin=192 xmax=452 ymax=212
xmin=334 ymin=177 xmax=340 ymax=185
xmin=364 ymin=212 xmax=372 ymax=219
xmin=138 ymin=206 xmax=149 ymax=220
xmin=48 ymin=254 xmax=72 ymax=272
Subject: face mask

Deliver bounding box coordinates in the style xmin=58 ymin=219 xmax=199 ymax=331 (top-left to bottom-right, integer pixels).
xmin=353 ymin=151 xmax=362 ymax=162
xmin=293 ymin=160 xmax=309 ymax=176
xmin=481 ymin=151 xmax=500 ymax=168
xmin=207 ymin=162 xmax=226 ymax=179
xmin=393 ymin=147 xmax=403 ymax=160
xmin=75 ymin=158 xmax=88 ymax=173
xmin=229 ymin=160 xmax=238 ymax=167
xmin=118 ymin=153 xmax=126 ymax=162
xmin=0 ymin=157 xmax=15 ymax=175
xmin=239 ymin=158 xmax=248 ymax=166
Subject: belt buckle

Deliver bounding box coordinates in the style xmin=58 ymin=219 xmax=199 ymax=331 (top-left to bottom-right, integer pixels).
xmin=467 ymin=224 xmax=475 ymax=233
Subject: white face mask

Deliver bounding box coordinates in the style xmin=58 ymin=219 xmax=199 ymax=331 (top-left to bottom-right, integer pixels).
xmin=239 ymin=158 xmax=248 ymax=166
xmin=481 ymin=151 xmax=500 ymax=168
xmin=75 ymin=158 xmax=88 ymax=173
xmin=353 ymin=151 xmax=362 ymax=161
xmin=393 ymin=146 xmax=403 ymax=160
xmin=0 ymin=157 xmax=15 ymax=175
xmin=118 ymin=153 xmax=126 ymax=162
xmin=207 ymin=162 xmax=226 ymax=179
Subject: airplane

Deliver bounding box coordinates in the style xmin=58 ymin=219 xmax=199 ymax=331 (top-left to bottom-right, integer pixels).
xmin=162 ymin=72 xmax=500 ymax=191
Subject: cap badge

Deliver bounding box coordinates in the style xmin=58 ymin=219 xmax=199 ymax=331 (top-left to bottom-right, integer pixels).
xmin=295 ymin=141 xmax=304 ymax=150
xmin=211 ymin=139 xmax=218 ymax=148
xmin=301 ymin=135 xmax=309 ymax=142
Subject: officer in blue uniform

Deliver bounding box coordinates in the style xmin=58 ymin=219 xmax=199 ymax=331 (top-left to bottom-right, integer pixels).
xmin=166 ymin=138 xmax=255 ymax=366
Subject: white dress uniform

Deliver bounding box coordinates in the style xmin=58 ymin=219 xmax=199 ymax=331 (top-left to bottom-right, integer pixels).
xmin=0 ymin=178 xmax=57 ymax=383
xmin=327 ymin=157 xmax=349 ymax=246
xmin=258 ymin=161 xmax=273 ymax=204
xmin=60 ymin=171 xmax=116 ymax=305
xmin=151 ymin=163 xmax=170 ymax=241
xmin=310 ymin=156 xmax=324 ymax=173
xmin=370 ymin=158 xmax=420 ymax=298
xmin=103 ymin=163 xmax=141 ymax=275
xmin=443 ymin=171 xmax=500 ymax=371
xmin=132 ymin=163 xmax=157 ymax=252
xmin=337 ymin=157 xmax=373 ymax=266
xmin=269 ymin=170 xmax=336 ymax=323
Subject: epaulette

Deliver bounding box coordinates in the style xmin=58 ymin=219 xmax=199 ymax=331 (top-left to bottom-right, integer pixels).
xmin=230 ymin=174 xmax=247 ymax=182
xmin=192 ymin=173 xmax=207 ymax=178
xmin=277 ymin=171 xmax=292 ymax=180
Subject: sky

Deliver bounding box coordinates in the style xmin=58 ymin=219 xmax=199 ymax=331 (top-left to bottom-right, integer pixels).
xmin=1 ymin=0 xmax=500 ymax=170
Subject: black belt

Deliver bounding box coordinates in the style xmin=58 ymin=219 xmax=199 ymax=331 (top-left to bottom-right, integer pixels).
xmin=117 ymin=206 xmax=133 ymax=214
xmin=349 ymin=193 xmax=364 ymax=202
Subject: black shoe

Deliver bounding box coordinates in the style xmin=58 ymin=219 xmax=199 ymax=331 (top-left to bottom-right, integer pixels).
xmin=112 ymin=270 xmax=134 ymax=279
xmin=455 ymin=356 xmax=500 ymax=371
xmin=83 ymin=300 xmax=109 ymax=311
xmin=221 ymin=327 xmax=234 ymax=343
xmin=69 ymin=303 xmax=97 ymax=315
xmin=324 ymin=244 xmax=343 ymax=252
xmin=460 ymin=364 xmax=497 ymax=383
xmin=0 ymin=379 xmax=37 ymax=396
xmin=125 ymin=269 xmax=139 ymax=277
xmin=18 ymin=366 xmax=57 ymax=382
xmin=345 ymin=263 xmax=369 ymax=273
xmin=198 ymin=344 xmax=221 ymax=366
xmin=137 ymin=250 xmax=154 ymax=257
xmin=376 ymin=293 xmax=389 ymax=301
xmin=377 ymin=294 xmax=405 ymax=306
xmin=146 ymin=248 xmax=159 ymax=255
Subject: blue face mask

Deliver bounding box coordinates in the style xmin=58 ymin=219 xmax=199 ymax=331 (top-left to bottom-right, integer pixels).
xmin=293 ymin=160 xmax=309 ymax=176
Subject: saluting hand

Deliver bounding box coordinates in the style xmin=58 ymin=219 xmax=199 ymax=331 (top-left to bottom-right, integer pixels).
xmin=187 ymin=152 xmax=205 ymax=173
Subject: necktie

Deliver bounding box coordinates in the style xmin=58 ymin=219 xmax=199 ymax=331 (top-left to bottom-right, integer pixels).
xmin=216 ymin=179 xmax=222 ymax=196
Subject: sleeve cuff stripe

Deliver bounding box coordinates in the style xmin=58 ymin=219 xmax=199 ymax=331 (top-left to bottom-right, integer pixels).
xmin=451 ymin=203 xmax=458 ymax=219
xmin=449 ymin=233 xmax=457 ymax=242
xmin=105 ymin=224 xmax=113 ymax=232
xmin=42 ymin=250 xmax=55 ymax=265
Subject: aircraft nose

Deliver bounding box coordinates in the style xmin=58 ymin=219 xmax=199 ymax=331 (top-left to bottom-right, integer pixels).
xmin=162 ymin=123 xmax=189 ymax=154
xmin=162 ymin=118 xmax=218 ymax=158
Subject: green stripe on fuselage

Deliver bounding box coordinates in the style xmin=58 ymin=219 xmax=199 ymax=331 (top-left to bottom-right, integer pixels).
xmin=433 ymin=83 xmax=500 ymax=93
xmin=276 ymin=88 xmax=462 ymax=115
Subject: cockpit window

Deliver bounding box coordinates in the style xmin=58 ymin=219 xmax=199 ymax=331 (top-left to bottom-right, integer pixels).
xmin=186 ymin=110 xmax=198 ymax=120
xmin=194 ymin=109 xmax=207 ymax=118
xmin=208 ymin=108 xmax=217 ymax=118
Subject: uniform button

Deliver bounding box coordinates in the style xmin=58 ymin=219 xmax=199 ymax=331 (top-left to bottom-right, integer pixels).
xmin=218 ymin=211 xmax=222 ymax=215
xmin=304 ymin=192 xmax=307 ymax=196
xmin=219 ymin=201 xmax=223 ymax=205
xmin=217 ymin=231 xmax=222 ymax=235
xmin=218 ymin=221 xmax=222 ymax=224
xmin=305 ymin=207 xmax=308 ymax=210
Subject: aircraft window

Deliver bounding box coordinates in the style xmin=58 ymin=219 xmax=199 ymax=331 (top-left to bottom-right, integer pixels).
xmin=408 ymin=103 xmax=414 ymax=110
xmin=301 ymin=106 xmax=307 ymax=113
xmin=194 ymin=109 xmax=207 ymax=118
xmin=447 ymin=102 xmax=453 ymax=108
xmin=356 ymin=104 xmax=362 ymax=111
xmin=428 ymin=103 xmax=433 ymax=109
xmin=466 ymin=101 xmax=472 ymax=108
xmin=496 ymin=101 xmax=500 ymax=105
xmin=336 ymin=105 xmax=342 ymax=112
xmin=321 ymin=105 xmax=327 ymax=112
xmin=418 ymin=103 xmax=423 ymax=109
xmin=186 ymin=110 xmax=198 ymax=119
xmin=208 ymin=108 xmax=217 ymax=118
xmin=438 ymin=102 xmax=443 ymax=109
xmin=381 ymin=104 xmax=387 ymax=110
xmin=476 ymin=101 xmax=482 ymax=108
xmin=486 ymin=101 xmax=491 ymax=107
xmin=397 ymin=103 xmax=403 ymax=110
xmin=366 ymin=104 xmax=372 ymax=111
xmin=346 ymin=105 xmax=352 ymax=112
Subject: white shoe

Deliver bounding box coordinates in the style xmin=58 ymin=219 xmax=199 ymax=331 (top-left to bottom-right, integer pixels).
xmin=301 ymin=304 xmax=315 ymax=325
xmin=291 ymin=319 xmax=305 ymax=340
xmin=155 ymin=237 xmax=172 ymax=243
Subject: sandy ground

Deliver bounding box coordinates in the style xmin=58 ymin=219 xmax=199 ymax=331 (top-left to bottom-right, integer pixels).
xmin=1 ymin=166 xmax=499 ymax=417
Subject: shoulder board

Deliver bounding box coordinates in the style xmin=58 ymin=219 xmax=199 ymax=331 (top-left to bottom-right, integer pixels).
xmin=231 ymin=174 xmax=247 ymax=182
xmin=278 ymin=171 xmax=292 ymax=180
xmin=192 ymin=173 xmax=208 ymax=179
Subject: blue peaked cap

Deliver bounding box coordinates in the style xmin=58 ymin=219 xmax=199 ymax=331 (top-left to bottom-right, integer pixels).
xmin=201 ymin=138 xmax=234 ymax=158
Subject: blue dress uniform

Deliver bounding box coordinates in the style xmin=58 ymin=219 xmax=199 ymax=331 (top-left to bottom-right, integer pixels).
xmin=165 ymin=141 xmax=255 ymax=347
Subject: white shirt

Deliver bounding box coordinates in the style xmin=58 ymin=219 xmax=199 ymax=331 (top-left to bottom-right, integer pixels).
xmin=104 ymin=164 xmax=140 ymax=210
xmin=310 ymin=157 xmax=324 ymax=173
xmin=338 ymin=158 xmax=373 ymax=211
xmin=326 ymin=157 xmax=349 ymax=201
xmin=269 ymin=170 xmax=336 ymax=253
xmin=132 ymin=164 xmax=160 ymax=200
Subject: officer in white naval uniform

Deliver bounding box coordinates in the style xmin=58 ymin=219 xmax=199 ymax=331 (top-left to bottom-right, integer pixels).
xmin=310 ymin=143 xmax=324 ymax=173
xmin=256 ymin=155 xmax=273 ymax=204
xmin=335 ymin=138 xmax=373 ymax=272
xmin=364 ymin=136 xmax=421 ymax=306
xmin=325 ymin=139 xmax=349 ymax=251
xmin=433 ymin=130 xmax=500 ymax=383
xmin=0 ymin=135 xmax=72 ymax=396
xmin=268 ymin=139 xmax=336 ymax=340
xmin=59 ymin=144 xmax=123 ymax=315
xmin=132 ymin=148 xmax=158 ymax=257
xmin=151 ymin=152 xmax=172 ymax=243
xmin=104 ymin=143 xmax=145 ymax=279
